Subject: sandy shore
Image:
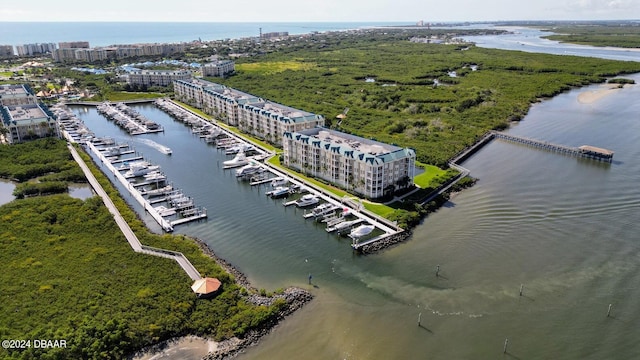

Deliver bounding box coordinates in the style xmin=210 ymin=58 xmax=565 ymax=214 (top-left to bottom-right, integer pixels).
xmin=132 ymin=336 xmax=218 ymax=360
xmin=577 ymin=83 xmax=625 ymax=104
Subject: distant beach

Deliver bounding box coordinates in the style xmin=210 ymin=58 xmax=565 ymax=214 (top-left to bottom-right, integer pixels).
xmin=0 ymin=22 xmax=404 ymax=47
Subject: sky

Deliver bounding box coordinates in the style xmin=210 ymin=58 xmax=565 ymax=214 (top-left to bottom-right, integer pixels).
xmin=1 ymin=0 xmax=639 ymax=22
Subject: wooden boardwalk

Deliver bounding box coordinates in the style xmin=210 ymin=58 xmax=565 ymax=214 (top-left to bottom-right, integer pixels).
xmin=491 ymin=132 xmax=614 ymax=161
xmin=67 ymin=143 xmax=202 ymax=281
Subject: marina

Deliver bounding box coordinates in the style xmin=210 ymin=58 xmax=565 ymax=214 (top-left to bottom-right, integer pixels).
xmin=61 ymin=96 xmax=407 ymax=252
xmin=86 ymin=140 xmax=207 ymax=232
xmin=97 ymin=101 xmax=164 ymax=135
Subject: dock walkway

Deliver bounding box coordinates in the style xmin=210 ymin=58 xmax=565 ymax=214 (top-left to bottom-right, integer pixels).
xmin=491 ymin=132 xmax=614 ymax=161
xmin=67 ymin=143 xmax=201 ymax=281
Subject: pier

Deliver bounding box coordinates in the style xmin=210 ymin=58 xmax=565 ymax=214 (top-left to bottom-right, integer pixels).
xmin=491 ymin=132 xmax=614 ymax=161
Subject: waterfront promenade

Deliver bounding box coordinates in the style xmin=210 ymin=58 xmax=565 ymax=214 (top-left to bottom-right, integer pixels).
xmin=66 ymin=143 xmax=202 ymax=281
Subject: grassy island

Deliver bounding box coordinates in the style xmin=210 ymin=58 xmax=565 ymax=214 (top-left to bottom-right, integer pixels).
xmin=542 ymin=24 xmax=640 ymax=48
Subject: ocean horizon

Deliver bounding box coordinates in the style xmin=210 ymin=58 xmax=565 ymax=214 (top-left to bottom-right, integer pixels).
xmin=0 ymin=21 xmax=409 ymax=48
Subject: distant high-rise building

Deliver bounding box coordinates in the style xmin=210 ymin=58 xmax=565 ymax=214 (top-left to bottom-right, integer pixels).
xmin=16 ymin=43 xmax=57 ymax=56
xmin=58 ymin=41 xmax=90 ymax=49
xmin=0 ymin=45 xmax=14 ymax=58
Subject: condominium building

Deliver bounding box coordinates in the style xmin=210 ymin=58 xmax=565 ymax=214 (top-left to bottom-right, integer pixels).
xmin=16 ymin=43 xmax=57 ymax=56
xmin=174 ymin=79 xmax=260 ymax=125
xmin=201 ymin=60 xmax=235 ymax=77
xmin=58 ymin=41 xmax=90 ymax=49
xmin=0 ymin=45 xmax=14 ymax=58
xmin=283 ymin=128 xmax=416 ymax=199
xmin=0 ymin=84 xmax=59 ymax=144
xmin=173 ymin=79 xmax=324 ymax=145
xmin=52 ymin=42 xmax=185 ymax=63
xmin=238 ymin=100 xmax=324 ymax=145
xmin=127 ymin=69 xmax=192 ymax=87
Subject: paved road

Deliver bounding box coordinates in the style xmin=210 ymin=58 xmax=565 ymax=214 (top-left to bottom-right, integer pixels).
xmin=67 ymin=143 xmax=202 ymax=281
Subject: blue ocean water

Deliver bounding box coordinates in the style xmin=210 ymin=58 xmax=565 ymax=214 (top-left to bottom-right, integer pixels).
xmin=0 ymin=22 xmax=405 ymax=47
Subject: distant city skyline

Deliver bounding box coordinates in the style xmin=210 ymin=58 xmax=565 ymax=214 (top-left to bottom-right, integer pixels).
xmin=1 ymin=0 xmax=639 ymax=22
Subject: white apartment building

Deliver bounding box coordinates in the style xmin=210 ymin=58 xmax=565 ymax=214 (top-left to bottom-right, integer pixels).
xmin=0 ymin=84 xmax=59 ymax=144
xmin=128 ymin=69 xmax=192 ymax=87
xmin=283 ymin=128 xmax=416 ymax=199
xmin=174 ymin=79 xmax=324 ymax=145
xmin=201 ymin=60 xmax=235 ymax=77
xmin=16 ymin=43 xmax=57 ymax=57
xmin=237 ymin=100 xmax=324 ymax=145
xmin=174 ymin=79 xmax=260 ymax=125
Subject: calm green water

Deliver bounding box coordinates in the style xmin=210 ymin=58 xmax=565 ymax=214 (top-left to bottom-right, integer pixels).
xmin=71 ymin=74 xmax=640 ymax=359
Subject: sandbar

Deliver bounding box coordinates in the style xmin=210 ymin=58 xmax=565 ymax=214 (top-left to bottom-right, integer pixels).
xmin=577 ymin=84 xmax=625 ymax=104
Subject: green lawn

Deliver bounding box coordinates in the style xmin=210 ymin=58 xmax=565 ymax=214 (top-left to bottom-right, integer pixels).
xmin=414 ymin=162 xmax=448 ymax=188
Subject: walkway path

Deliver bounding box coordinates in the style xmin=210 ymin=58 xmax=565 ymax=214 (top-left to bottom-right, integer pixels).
xmin=67 ymin=143 xmax=202 ymax=281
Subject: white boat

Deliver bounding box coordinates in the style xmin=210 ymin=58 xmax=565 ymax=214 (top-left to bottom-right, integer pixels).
xmin=236 ymin=162 xmax=262 ymax=177
xmin=223 ymin=151 xmax=249 ymax=168
xmin=124 ymin=162 xmax=160 ymax=178
xmin=327 ymin=218 xmax=364 ymax=233
xmin=313 ymin=203 xmax=338 ymax=216
xmin=101 ymin=146 xmax=121 ymax=156
xmin=269 ymin=186 xmax=290 ymax=198
xmin=154 ymin=205 xmax=176 ymax=217
xmin=271 ymin=177 xmax=288 ymax=187
xmin=304 ymin=203 xmax=339 ymax=219
xmin=348 ymin=224 xmax=375 ymax=239
xmin=295 ymin=194 xmax=320 ymax=207
xmin=159 ymin=146 xmax=172 ymax=155
xmin=144 ymin=171 xmax=166 ymax=182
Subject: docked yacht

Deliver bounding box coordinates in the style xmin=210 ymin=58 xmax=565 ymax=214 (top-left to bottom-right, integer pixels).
xmin=270 ymin=177 xmax=288 ymax=187
xmin=101 ymin=146 xmax=121 ymax=156
xmin=154 ymin=205 xmax=176 ymax=217
xmin=295 ymin=194 xmax=320 ymax=207
xmin=312 ymin=203 xmax=339 ymax=216
xmin=225 ymin=143 xmax=255 ymax=155
xmin=124 ymin=162 xmax=160 ymax=178
xmin=348 ymin=224 xmax=375 ymax=240
xmin=269 ymin=186 xmax=290 ymax=198
xmin=223 ymin=151 xmax=249 ymax=168
xmin=144 ymin=171 xmax=166 ymax=182
xmin=236 ymin=162 xmax=262 ymax=177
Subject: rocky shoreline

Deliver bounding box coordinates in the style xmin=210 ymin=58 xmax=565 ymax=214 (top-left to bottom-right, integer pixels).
xmin=356 ymin=230 xmax=413 ymax=254
xmin=192 ymin=237 xmax=314 ymax=359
